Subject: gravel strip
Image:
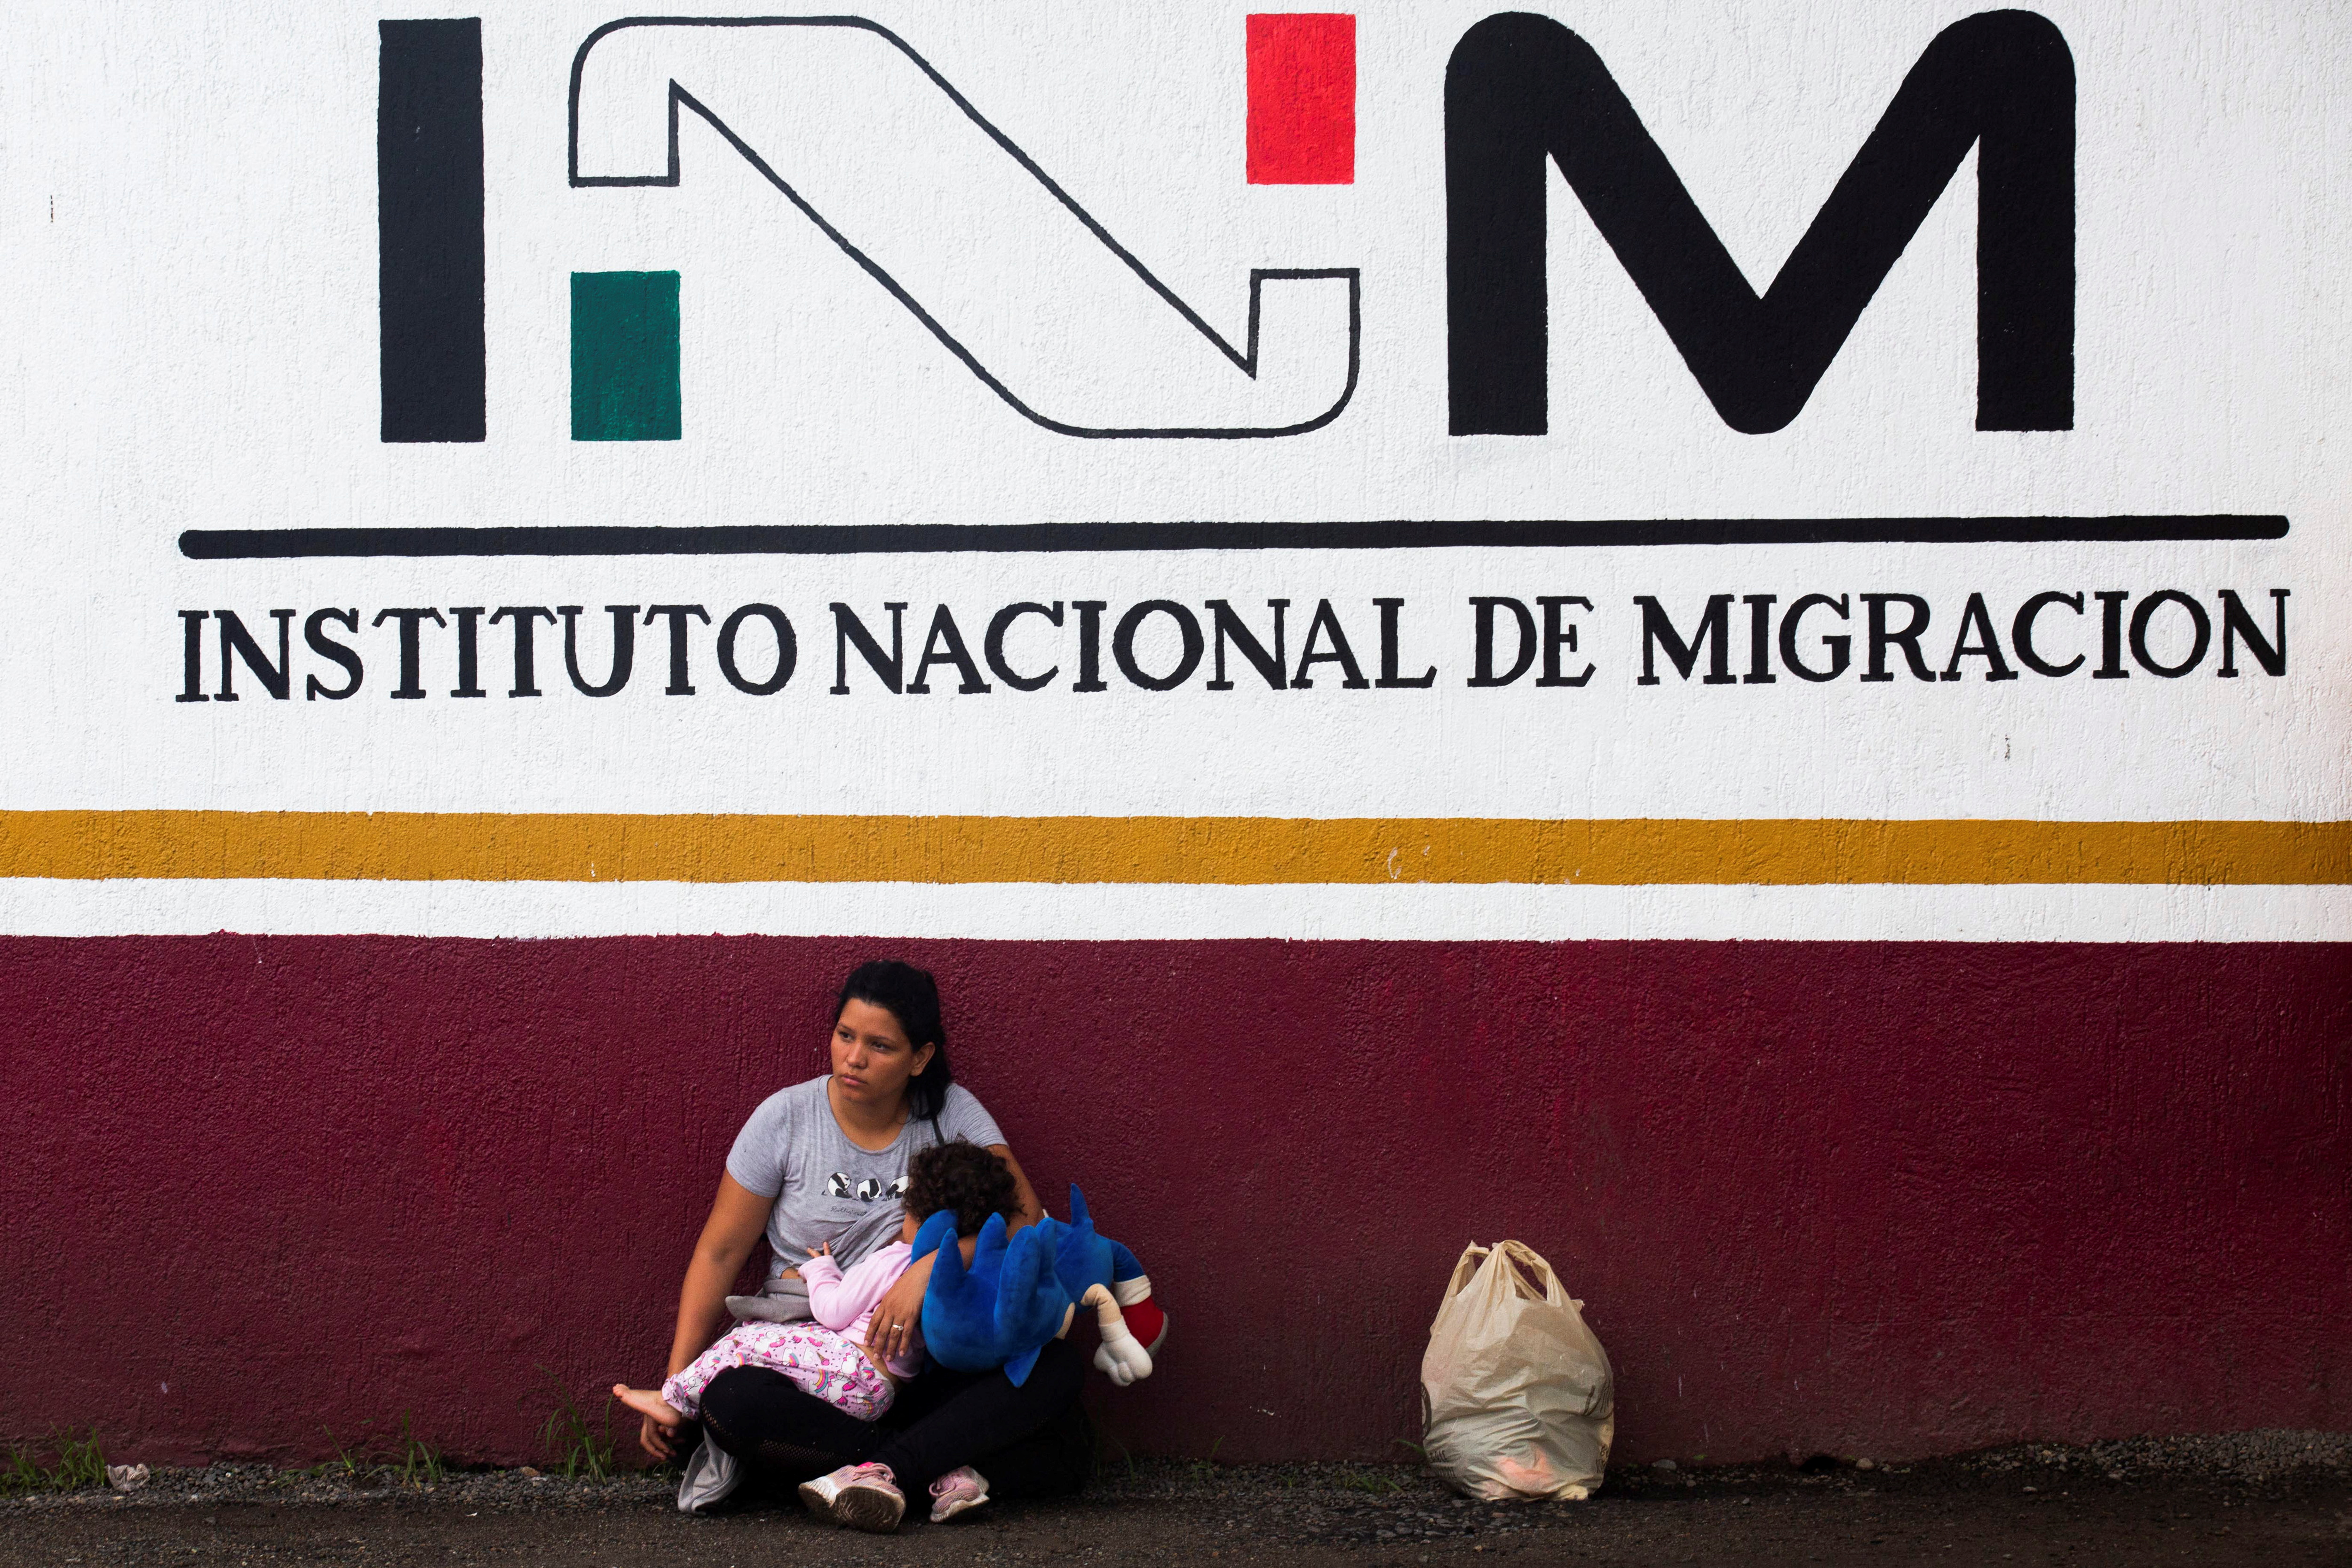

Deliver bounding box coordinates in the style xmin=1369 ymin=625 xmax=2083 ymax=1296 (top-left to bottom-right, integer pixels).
xmin=1 ymin=1426 xmax=2343 ymax=1549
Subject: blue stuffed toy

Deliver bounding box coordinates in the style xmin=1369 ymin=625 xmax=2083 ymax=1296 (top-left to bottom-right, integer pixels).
xmin=915 ymin=1185 xmax=1167 ymax=1387
xmin=912 ymin=1209 xmax=1067 ymax=1386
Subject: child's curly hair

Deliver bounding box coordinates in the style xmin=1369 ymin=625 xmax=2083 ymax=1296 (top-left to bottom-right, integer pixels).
xmin=904 ymin=1139 xmax=1020 ymax=1236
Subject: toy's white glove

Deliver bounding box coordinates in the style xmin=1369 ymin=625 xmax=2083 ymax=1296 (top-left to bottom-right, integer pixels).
xmin=1082 ymin=1283 xmax=1156 ymax=1385
xmin=1093 ymin=1323 xmax=1155 ymax=1386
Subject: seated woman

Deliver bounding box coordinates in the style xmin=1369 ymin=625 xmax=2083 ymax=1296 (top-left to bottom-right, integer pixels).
xmin=614 ymin=1138 xmax=1021 ymax=1428
xmin=637 ymin=959 xmax=1090 ymax=1530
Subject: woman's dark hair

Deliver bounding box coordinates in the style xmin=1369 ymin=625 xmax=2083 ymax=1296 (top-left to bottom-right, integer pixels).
xmin=903 ymin=1140 xmax=1019 ymax=1236
xmin=834 ymin=959 xmax=954 ymax=1121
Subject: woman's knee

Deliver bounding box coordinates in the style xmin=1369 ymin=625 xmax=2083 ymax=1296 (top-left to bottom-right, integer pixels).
xmin=697 ymin=1365 xmax=777 ymax=1456
xmin=699 ymin=1362 xmax=883 ymax=1478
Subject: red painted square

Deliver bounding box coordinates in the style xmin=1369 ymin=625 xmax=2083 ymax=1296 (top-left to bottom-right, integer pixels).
xmin=1247 ymin=14 xmax=1355 ymax=184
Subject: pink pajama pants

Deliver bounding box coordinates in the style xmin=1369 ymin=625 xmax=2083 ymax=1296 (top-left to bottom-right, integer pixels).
xmin=662 ymin=1320 xmax=897 ymax=1423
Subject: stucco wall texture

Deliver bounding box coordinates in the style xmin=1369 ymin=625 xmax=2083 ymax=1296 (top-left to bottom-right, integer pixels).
xmin=3 ymin=934 xmax=2343 ymax=1468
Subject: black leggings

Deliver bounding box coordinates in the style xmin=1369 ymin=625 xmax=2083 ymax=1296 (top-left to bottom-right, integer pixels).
xmin=699 ymin=1336 xmax=1092 ymax=1499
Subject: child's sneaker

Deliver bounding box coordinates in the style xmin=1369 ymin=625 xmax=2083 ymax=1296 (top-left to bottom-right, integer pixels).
xmin=928 ymin=1465 xmax=990 ymax=1522
xmin=798 ymin=1462 xmax=905 ymax=1532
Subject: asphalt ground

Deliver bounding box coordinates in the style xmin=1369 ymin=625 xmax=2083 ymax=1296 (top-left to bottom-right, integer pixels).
xmin=0 ymin=1433 xmax=2345 ymax=1567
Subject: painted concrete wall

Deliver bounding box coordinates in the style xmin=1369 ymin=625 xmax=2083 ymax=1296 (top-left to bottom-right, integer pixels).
xmin=5 ymin=937 xmax=2345 ymax=1464
xmin=2 ymin=0 xmax=2347 ymax=1466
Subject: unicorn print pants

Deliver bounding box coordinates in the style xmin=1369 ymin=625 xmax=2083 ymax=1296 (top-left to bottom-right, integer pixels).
xmin=662 ymin=1321 xmax=896 ymax=1423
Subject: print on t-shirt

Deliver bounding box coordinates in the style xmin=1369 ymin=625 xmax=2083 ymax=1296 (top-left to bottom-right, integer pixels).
xmin=825 ymin=1172 xmax=912 ymax=1203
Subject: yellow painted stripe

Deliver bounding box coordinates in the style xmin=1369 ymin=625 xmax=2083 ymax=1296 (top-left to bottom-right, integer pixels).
xmin=0 ymin=811 xmax=2342 ymax=885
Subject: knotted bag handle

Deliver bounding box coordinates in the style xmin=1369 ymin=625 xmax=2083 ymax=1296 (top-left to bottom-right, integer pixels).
xmin=1440 ymin=1242 xmax=1491 ymax=1306
xmin=1494 ymin=1239 xmax=1570 ymax=1307
xmin=1440 ymin=1240 xmax=1574 ymax=1310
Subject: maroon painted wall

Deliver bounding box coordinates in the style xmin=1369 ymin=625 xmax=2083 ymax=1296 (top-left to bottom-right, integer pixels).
xmin=2 ymin=935 xmax=2345 ymax=1467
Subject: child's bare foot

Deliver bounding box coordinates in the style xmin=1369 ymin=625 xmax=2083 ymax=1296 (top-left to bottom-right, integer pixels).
xmin=612 ymin=1384 xmax=686 ymax=1425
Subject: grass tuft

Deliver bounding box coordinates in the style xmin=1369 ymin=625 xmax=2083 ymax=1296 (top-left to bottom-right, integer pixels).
xmin=0 ymin=1430 xmax=108 ymax=1497
xmin=313 ymin=1421 xmax=380 ymax=1487
xmin=1184 ymin=1436 xmax=1227 ymax=1484
xmin=537 ymin=1379 xmax=616 ymax=1482
xmin=0 ymin=1447 xmax=42 ymax=1498
xmin=395 ymin=1413 xmax=445 ymax=1489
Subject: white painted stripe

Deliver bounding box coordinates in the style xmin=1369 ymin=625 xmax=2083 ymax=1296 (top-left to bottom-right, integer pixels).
xmin=0 ymin=879 xmax=2344 ymax=942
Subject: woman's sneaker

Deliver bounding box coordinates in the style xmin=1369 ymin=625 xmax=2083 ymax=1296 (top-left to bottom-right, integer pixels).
xmin=798 ymin=1463 xmax=906 ymax=1532
xmin=928 ymin=1465 xmax=990 ymax=1523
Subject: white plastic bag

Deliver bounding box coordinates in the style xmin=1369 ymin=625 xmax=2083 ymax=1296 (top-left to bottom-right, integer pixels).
xmin=1420 ymin=1240 xmax=1614 ymax=1501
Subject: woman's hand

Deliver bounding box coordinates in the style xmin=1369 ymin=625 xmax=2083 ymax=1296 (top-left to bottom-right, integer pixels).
xmin=638 ymin=1404 xmax=684 ymax=1461
xmin=866 ymin=1250 xmax=933 ymax=1360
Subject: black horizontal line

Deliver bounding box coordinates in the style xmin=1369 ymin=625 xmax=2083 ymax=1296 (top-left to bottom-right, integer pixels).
xmin=178 ymin=516 xmax=2287 ymax=559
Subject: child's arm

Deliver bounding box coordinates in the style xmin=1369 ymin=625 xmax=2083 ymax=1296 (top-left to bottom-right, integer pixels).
xmin=804 ymin=1243 xmax=911 ymax=1333
xmin=797 ymin=1246 xmax=854 ymax=1329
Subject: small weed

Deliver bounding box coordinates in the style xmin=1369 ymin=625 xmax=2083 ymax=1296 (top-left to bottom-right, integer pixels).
xmin=537 ymin=1379 xmax=615 ymax=1482
xmin=1337 ymin=1466 xmax=1410 ymax=1496
xmin=1100 ymin=1430 xmax=1139 ymax=1481
xmin=0 ymin=1447 xmax=43 ymax=1498
xmin=51 ymin=1432 xmax=106 ymax=1490
xmin=0 ymin=1430 xmax=108 ymax=1497
xmin=395 ymin=1414 xmax=445 ymax=1489
xmin=315 ymin=1422 xmax=381 ymax=1487
xmin=1184 ymin=1437 xmax=1226 ymax=1484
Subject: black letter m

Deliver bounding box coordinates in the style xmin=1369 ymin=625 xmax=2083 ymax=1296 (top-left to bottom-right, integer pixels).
xmin=1447 ymin=10 xmax=2074 ymax=435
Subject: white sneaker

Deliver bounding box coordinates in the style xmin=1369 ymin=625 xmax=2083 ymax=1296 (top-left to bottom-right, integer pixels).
xmin=928 ymin=1464 xmax=990 ymax=1522
xmin=798 ymin=1462 xmax=906 ymax=1532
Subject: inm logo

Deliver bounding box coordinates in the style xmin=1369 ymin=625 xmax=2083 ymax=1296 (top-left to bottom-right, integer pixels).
xmin=375 ymin=10 xmax=2072 ymax=445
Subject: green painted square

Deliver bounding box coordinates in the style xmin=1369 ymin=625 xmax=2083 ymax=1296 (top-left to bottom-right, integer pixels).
xmin=571 ymin=270 xmax=681 ymax=441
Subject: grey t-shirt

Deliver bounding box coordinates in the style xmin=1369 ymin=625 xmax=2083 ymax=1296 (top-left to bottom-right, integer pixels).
xmin=725 ymin=1076 xmax=1006 ymax=1285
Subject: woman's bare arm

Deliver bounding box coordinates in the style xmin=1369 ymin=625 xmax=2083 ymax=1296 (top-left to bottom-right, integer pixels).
xmin=992 ymin=1143 xmax=1046 ymax=1232
xmin=640 ymin=1174 xmax=771 ymax=1459
xmin=668 ymin=1174 xmax=773 ymax=1375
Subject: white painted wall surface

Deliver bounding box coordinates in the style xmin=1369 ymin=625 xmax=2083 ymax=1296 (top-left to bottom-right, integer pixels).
xmin=0 ymin=1 xmax=2343 ymax=936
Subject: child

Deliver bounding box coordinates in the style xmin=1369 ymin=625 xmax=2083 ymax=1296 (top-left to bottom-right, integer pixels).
xmin=615 ymin=1139 xmax=1019 ymax=1427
